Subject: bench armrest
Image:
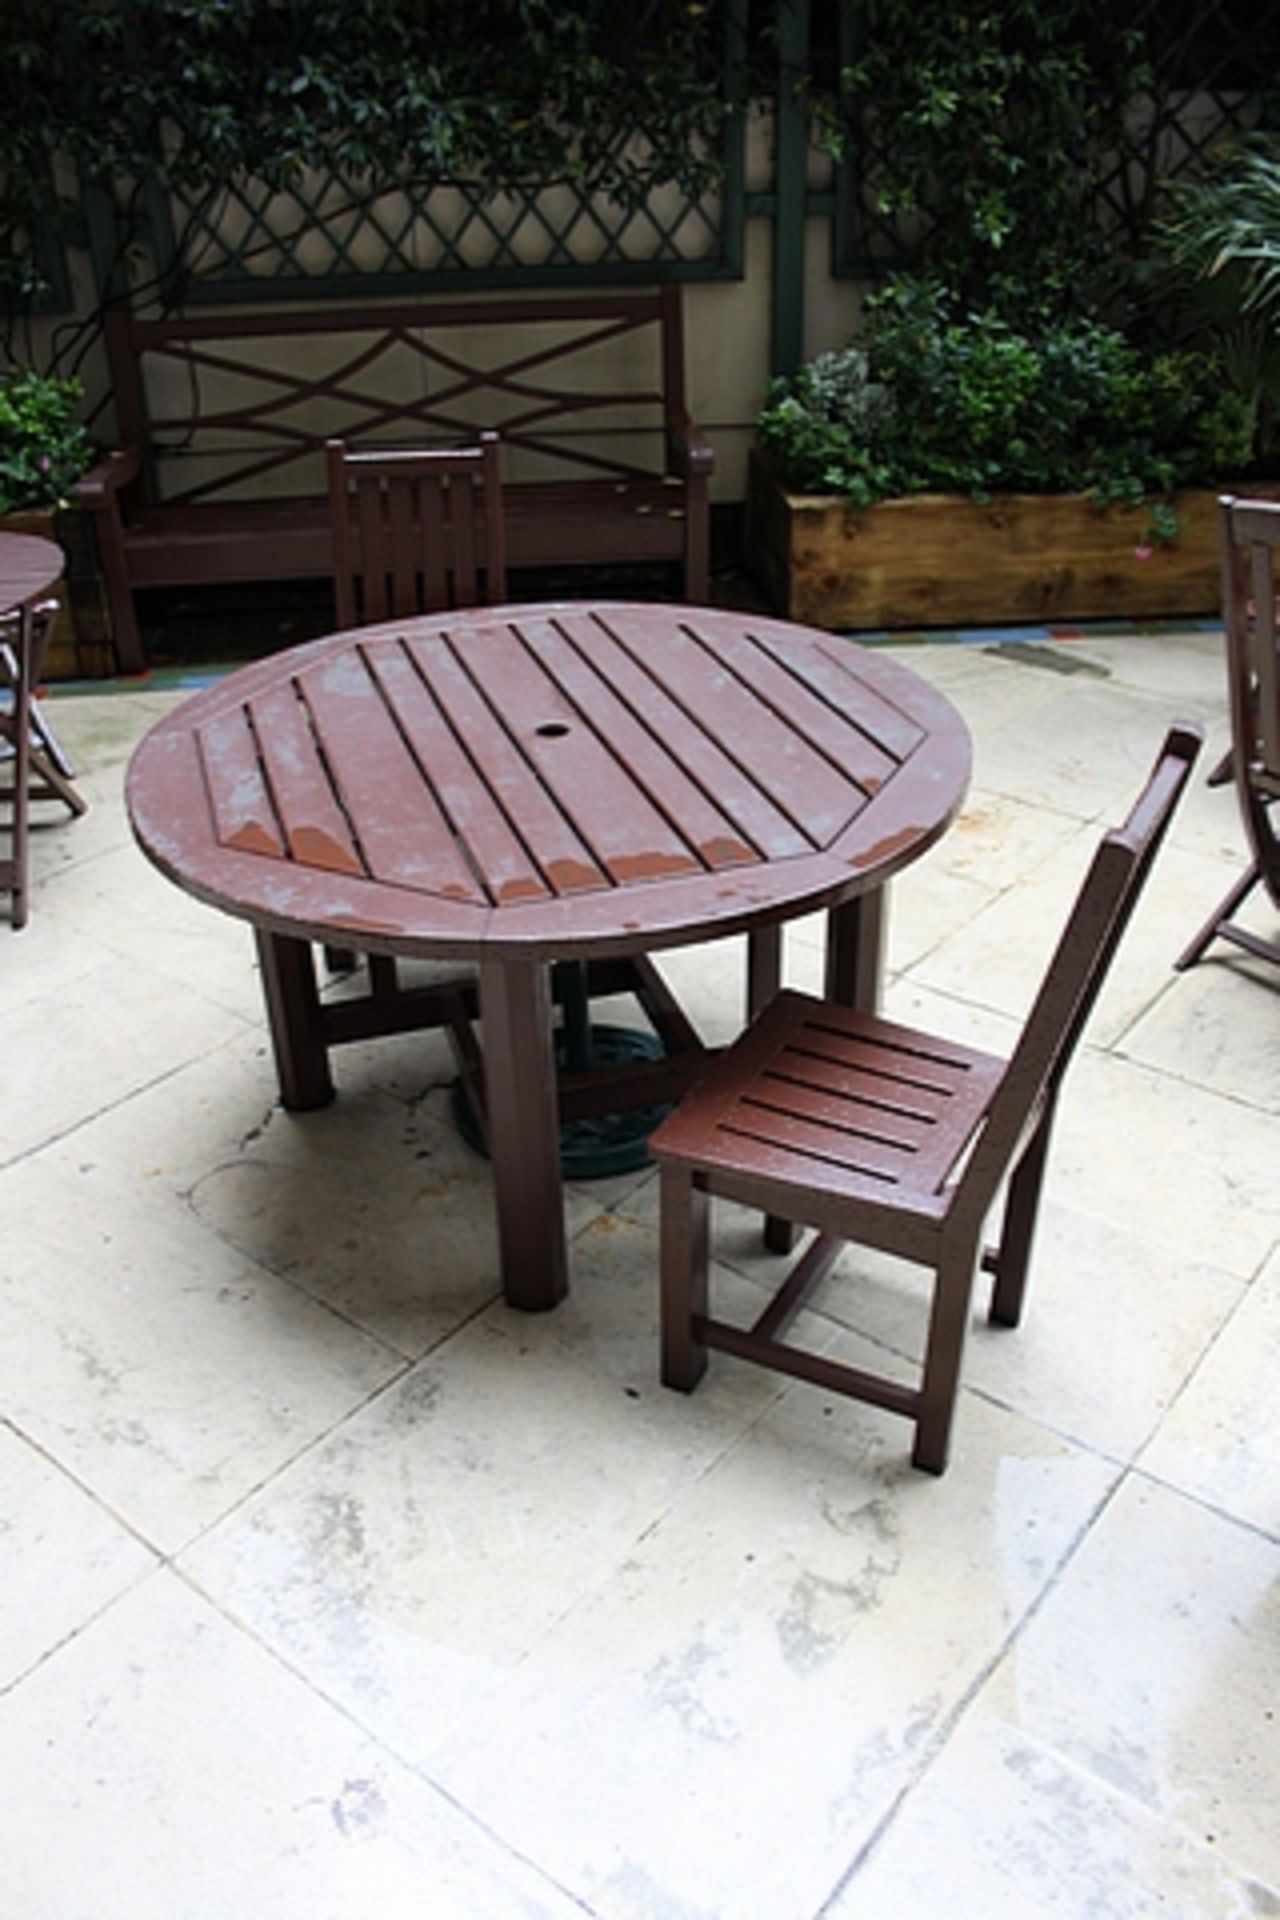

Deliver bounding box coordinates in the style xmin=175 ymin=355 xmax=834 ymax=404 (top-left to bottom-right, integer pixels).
xmin=75 ymin=447 xmax=142 ymax=504
xmin=666 ymin=412 xmax=715 ymax=480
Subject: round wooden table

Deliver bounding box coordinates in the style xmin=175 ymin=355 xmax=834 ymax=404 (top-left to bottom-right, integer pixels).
xmin=127 ymin=600 xmax=971 ymax=1307
xmin=1 ymin=530 xmax=65 ymax=929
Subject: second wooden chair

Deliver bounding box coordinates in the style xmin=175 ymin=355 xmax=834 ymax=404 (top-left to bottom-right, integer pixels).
xmin=1177 ymin=493 xmax=1280 ymax=974
xmin=327 ymin=431 xmax=507 ymax=625
xmin=650 ymin=724 xmax=1203 ymax=1475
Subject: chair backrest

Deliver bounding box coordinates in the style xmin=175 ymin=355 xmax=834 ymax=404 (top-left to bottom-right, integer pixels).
xmin=955 ymin=723 xmax=1203 ymax=1218
xmin=327 ymin=431 xmax=507 ymax=626
xmin=1219 ymin=496 xmax=1280 ymax=894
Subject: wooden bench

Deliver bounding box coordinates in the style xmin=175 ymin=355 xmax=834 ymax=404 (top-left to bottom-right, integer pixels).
xmin=77 ymin=288 xmax=714 ymax=671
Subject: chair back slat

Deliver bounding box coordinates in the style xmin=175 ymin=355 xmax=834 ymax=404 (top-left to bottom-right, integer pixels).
xmin=1244 ymin=517 xmax=1280 ymax=777
xmin=956 ymin=724 xmax=1202 ymax=1217
xmin=327 ymin=432 xmax=506 ymax=624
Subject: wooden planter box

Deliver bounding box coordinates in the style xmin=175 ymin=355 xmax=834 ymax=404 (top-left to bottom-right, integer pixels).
xmin=0 ymin=504 xmax=116 ymax=677
xmin=745 ymin=449 xmax=1270 ymax=631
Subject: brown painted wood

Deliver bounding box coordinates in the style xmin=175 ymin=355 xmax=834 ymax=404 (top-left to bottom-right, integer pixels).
xmin=477 ymin=956 xmax=568 ymax=1312
xmin=650 ymin=725 xmax=1203 ymax=1474
xmin=327 ymin=433 xmax=507 ymax=622
xmin=1 ymin=535 xmax=70 ymax=929
xmin=127 ymin=599 xmax=972 ymax=1310
xmin=81 ymin=289 xmax=714 ymax=669
xmin=1177 ymin=494 xmax=1280 ymax=972
xmin=128 ymin=602 xmax=971 ymax=959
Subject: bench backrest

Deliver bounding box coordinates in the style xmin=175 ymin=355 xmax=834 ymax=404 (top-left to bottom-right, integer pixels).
xmin=102 ymin=290 xmax=690 ymax=508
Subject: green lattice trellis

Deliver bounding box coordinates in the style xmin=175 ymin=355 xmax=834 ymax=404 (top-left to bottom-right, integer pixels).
xmin=140 ymin=137 xmax=745 ymax=306
xmin=112 ymin=0 xmax=749 ymax=308
xmin=831 ymin=0 xmax=1280 ymax=282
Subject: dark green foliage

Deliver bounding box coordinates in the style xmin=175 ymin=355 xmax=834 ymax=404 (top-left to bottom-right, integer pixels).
xmin=1156 ymin=136 xmax=1280 ymax=465
xmin=0 ymin=368 xmax=94 ymax=511
xmin=758 ymin=279 xmax=1255 ymax=506
xmin=0 ymin=0 xmax=730 ymax=311
xmin=820 ymin=0 xmax=1151 ymax=317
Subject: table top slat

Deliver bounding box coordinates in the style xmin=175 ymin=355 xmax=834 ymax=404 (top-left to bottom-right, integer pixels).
xmin=709 ymin=623 xmax=912 ymax=791
xmin=406 ymin=628 xmax=610 ymax=897
xmin=751 ymin=627 xmax=929 ymax=766
xmin=553 ymin=610 xmax=814 ymax=860
xmin=247 ymin=683 xmax=363 ymax=875
xmin=513 ymin=612 xmax=762 ymax=872
xmin=298 ymin=647 xmax=485 ymax=902
xmin=197 ymin=709 xmax=286 ymax=859
xmin=598 ymin=608 xmax=872 ymax=848
xmin=363 ymin=637 xmax=550 ymax=905
xmin=456 ymin=623 xmax=704 ymax=887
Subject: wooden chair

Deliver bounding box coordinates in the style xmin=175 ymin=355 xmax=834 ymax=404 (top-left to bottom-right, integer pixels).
xmin=1177 ymin=494 xmax=1280 ymax=974
xmin=1 ymin=599 xmax=88 ymax=929
xmin=326 ymin=431 xmax=507 ymax=625
xmin=323 ymin=435 xmax=506 ymax=982
xmin=650 ymin=724 xmax=1203 ymax=1475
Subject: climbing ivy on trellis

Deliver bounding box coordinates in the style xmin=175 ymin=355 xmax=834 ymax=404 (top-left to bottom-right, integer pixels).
xmin=822 ymin=0 xmax=1280 ymax=323
xmin=0 ymin=0 xmax=740 ymax=322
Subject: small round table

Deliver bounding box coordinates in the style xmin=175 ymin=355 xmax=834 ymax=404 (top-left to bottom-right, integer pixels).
xmin=127 ymin=600 xmax=971 ymax=1307
xmin=1 ymin=531 xmax=65 ymax=929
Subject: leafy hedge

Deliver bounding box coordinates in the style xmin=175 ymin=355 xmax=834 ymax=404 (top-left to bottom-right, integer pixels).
xmin=758 ymin=280 xmax=1255 ymax=506
xmin=0 ymin=368 xmax=93 ymax=511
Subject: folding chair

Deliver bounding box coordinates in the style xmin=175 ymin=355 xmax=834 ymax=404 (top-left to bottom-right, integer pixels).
xmin=1177 ymin=494 xmax=1280 ymax=973
xmin=1 ymin=598 xmax=88 ymax=929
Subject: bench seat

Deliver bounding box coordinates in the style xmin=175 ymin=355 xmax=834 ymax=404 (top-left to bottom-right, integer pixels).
xmin=104 ymin=475 xmax=698 ymax=594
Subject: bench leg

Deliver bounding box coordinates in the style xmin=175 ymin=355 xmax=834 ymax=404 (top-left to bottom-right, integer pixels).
xmin=88 ymin=501 xmax=147 ymax=675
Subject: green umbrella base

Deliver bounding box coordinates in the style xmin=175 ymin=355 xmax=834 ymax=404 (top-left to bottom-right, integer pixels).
xmin=451 ymin=1023 xmax=671 ymax=1180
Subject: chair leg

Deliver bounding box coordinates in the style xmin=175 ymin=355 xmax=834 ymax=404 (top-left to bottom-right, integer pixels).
xmin=660 ymin=1163 xmax=709 ymax=1392
xmin=913 ymin=1231 xmax=982 ymax=1475
xmin=985 ymin=1097 xmax=1057 ymax=1329
xmin=1174 ymin=862 xmax=1259 ymax=971
xmin=30 ymin=695 xmax=77 ymax=782
xmin=29 ymin=745 xmax=88 ymax=818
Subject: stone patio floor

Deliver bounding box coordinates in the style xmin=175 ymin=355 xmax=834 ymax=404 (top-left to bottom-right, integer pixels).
xmin=3 ymin=626 xmax=1278 ymax=1918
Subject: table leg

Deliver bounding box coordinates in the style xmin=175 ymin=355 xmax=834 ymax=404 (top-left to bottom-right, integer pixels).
xmin=746 ymin=922 xmax=783 ymax=1019
xmin=746 ymin=921 xmax=797 ymax=1254
xmin=478 ymin=956 xmax=569 ymax=1312
xmin=826 ymin=889 xmax=887 ymax=1012
xmin=255 ymin=929 xmax=335 ymax=1110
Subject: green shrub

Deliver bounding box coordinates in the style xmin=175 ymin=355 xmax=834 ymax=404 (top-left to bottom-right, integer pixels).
xmin=758 ymin=279 xmax=1255 ymax=510
xmin=0 ymin=368 xmax=94 ymax=513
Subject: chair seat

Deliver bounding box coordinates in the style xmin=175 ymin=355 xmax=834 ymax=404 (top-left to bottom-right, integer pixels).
xmin=652 ymin=989 xmax=1007 ymax=1218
